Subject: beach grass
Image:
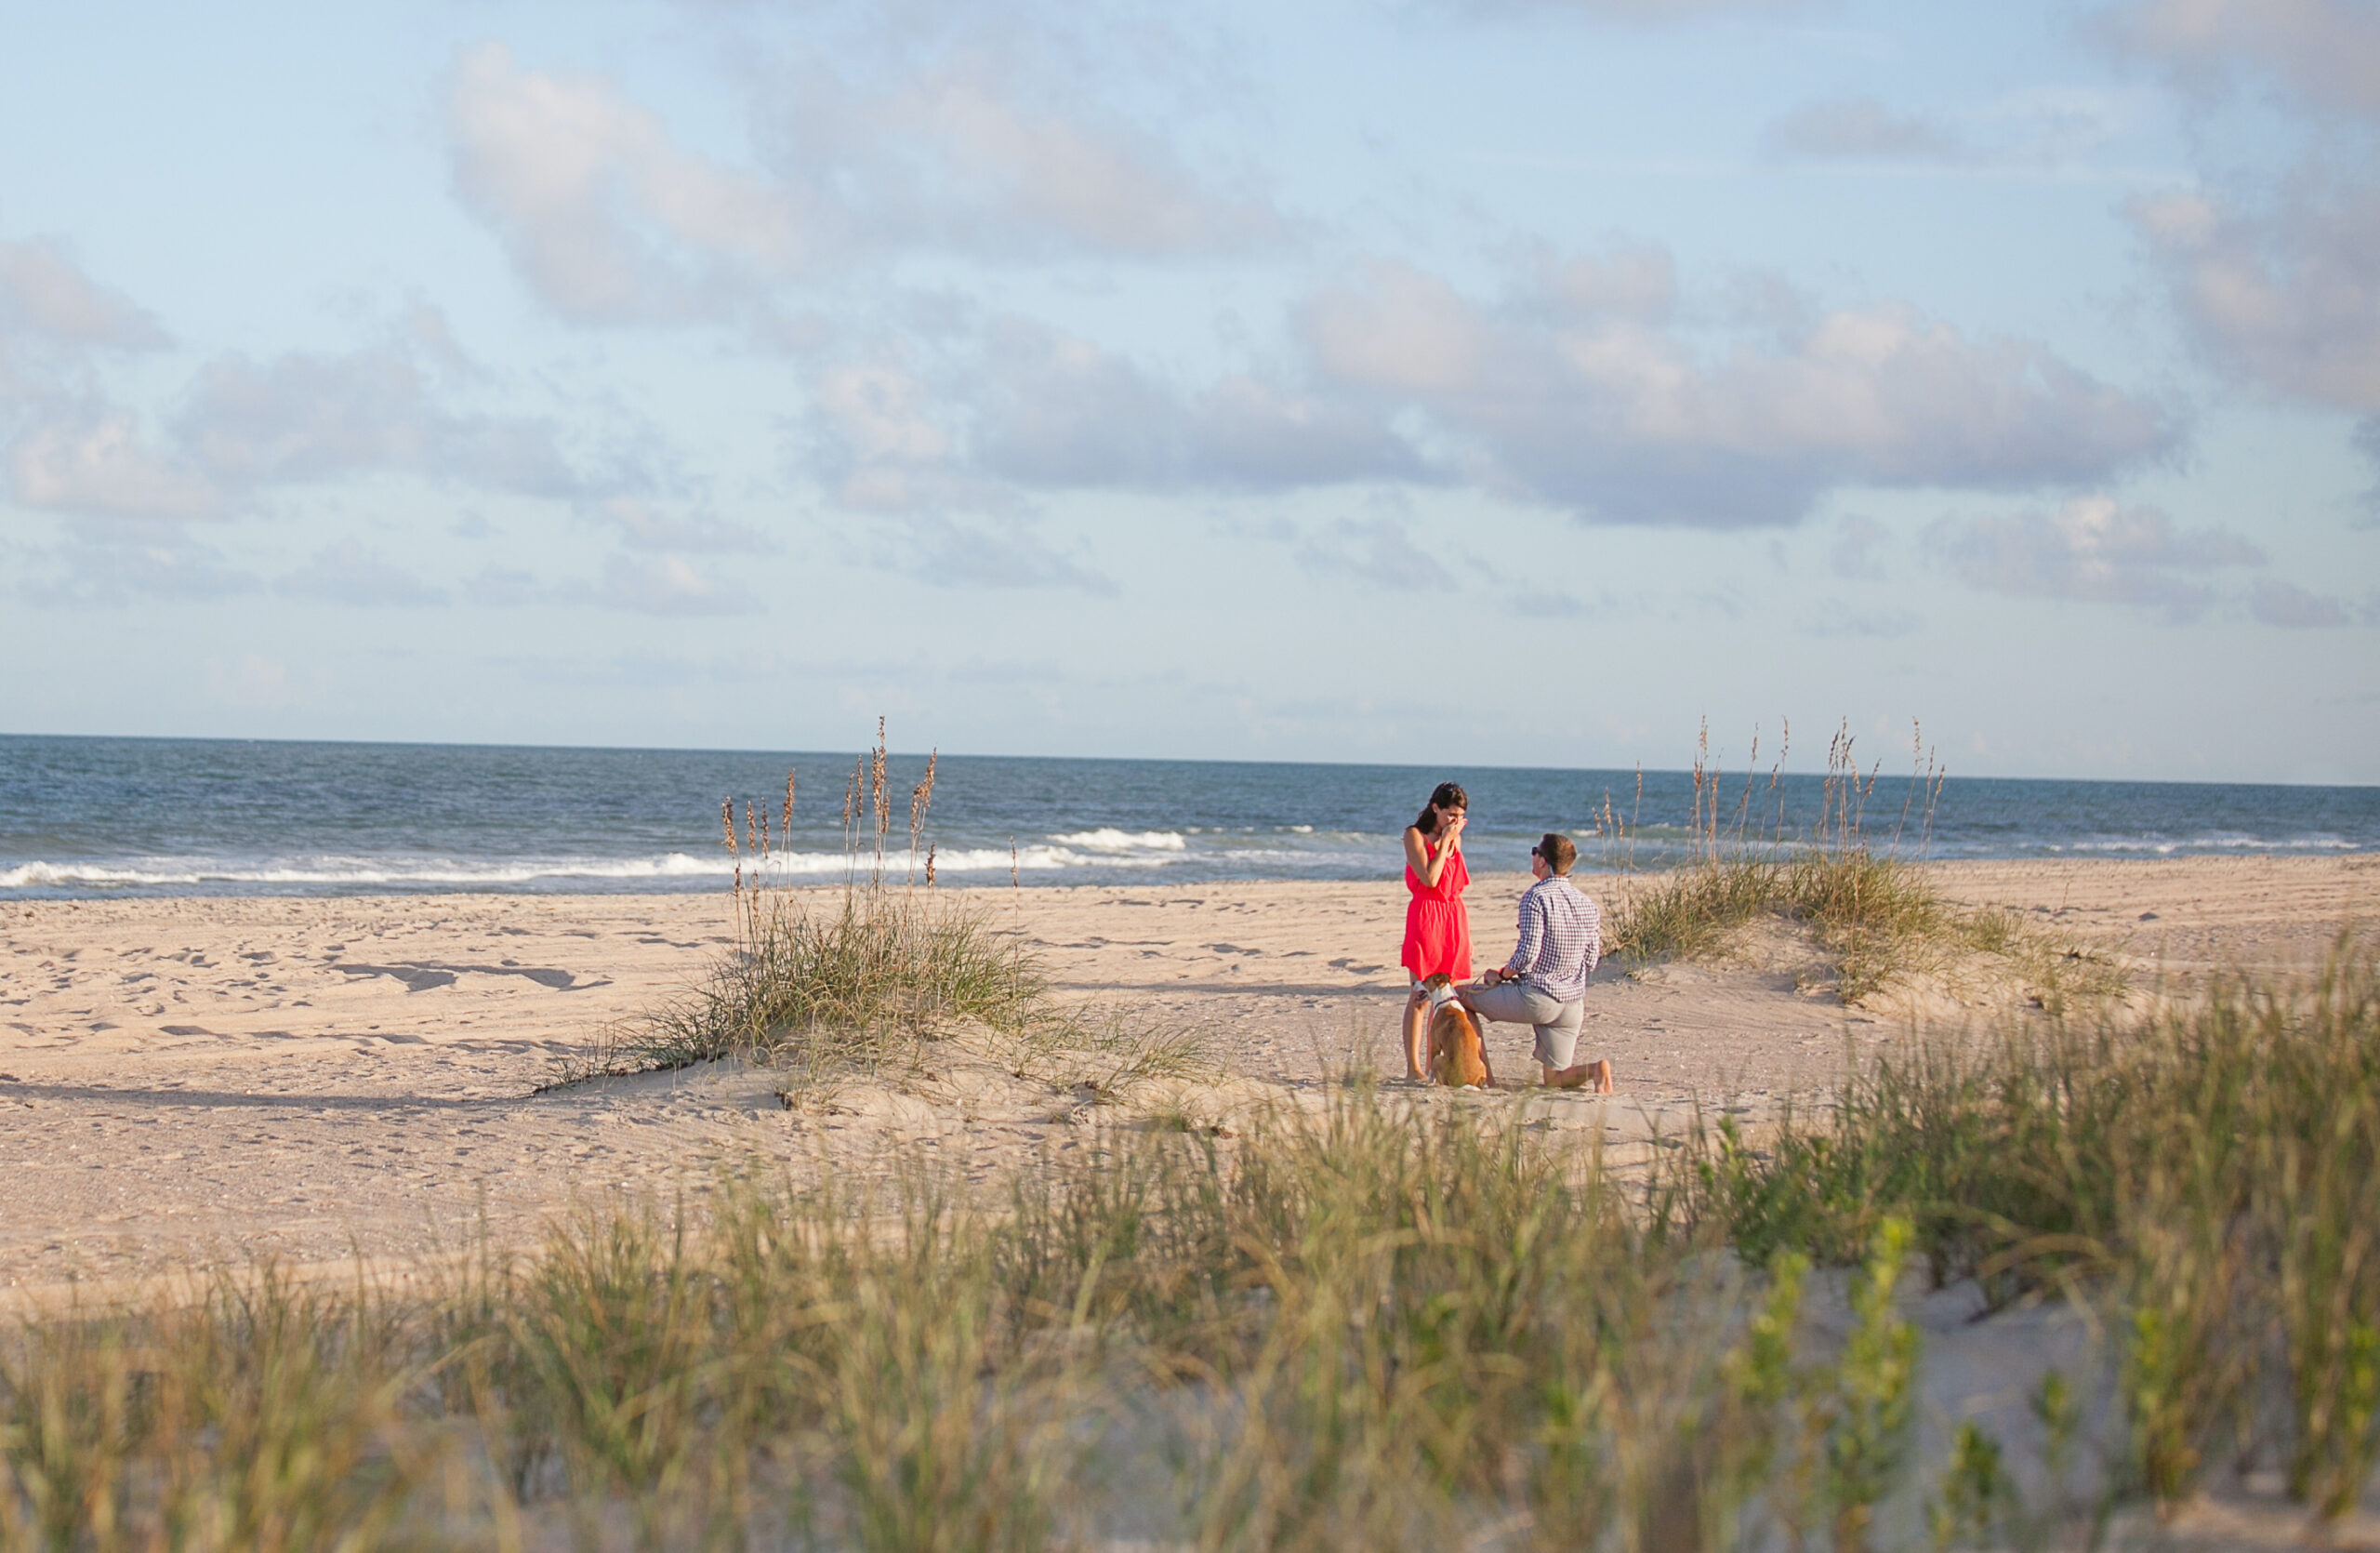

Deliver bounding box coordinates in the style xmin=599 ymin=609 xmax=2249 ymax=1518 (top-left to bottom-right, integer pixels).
xmin=566 ymin=724 xmax=1208 ymax=1105
xmin=614 ymin=886 xmax=1050 ymax=1074
xmin=7 ymin=946 xmax=2375 ymax=1546
xmin=1688 ymin=936 xmax=2380 ymax=1520
xmin=1601 ymin=721 xmax=2122 ymax=1006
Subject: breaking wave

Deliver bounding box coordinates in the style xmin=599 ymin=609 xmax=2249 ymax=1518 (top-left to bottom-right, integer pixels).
xmin=1 ymin=829 xmax=1215 ymax=894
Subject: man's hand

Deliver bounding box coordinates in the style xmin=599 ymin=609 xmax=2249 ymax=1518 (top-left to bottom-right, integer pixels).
xmin=1478 ymin=966 xmax=1503 ymax=987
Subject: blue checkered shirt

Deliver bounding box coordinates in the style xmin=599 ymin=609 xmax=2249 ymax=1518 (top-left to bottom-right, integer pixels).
xmin=1503 ymin=876 xmax=1600 ymax=1002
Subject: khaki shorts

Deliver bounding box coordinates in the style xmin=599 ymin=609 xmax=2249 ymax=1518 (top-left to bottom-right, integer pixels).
xmin=1465 ymin=980 xmax=1585 ymax=1069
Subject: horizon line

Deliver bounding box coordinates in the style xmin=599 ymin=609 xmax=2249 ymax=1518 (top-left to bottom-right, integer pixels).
xmin=3 ymin=728 xmax=2374 ymax=793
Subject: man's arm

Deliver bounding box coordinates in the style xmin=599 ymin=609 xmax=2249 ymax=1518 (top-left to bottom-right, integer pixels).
xmin=1503 ymin=886 xmax=1544 ymax=981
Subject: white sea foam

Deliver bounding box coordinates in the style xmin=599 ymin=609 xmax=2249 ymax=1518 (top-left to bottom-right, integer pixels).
xmin=1045 ymin=829 xmax=1188 ymax=853
xmin=2054 ymin=834 xmax=2356 ymax=856
xmin=0 ymin=836 xmax=1215 ymax=893
xmin=758 ymin=842 xmax=1182 ymax=877
xmin=0 ymin=854 xmax=724 ymax=890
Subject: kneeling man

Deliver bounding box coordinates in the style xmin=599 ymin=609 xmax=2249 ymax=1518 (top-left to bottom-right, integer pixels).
xmin=1461 ymin=832 xmax=1613 ymax=1091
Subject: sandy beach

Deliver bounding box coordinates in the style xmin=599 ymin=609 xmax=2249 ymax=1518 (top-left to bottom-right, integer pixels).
xmin=2 ymin=855 xmax=2373 ymax=1294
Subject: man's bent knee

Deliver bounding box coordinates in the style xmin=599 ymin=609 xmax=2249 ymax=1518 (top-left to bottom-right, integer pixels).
xmin=1467 ymin=981 xmax=1553 ymax=1027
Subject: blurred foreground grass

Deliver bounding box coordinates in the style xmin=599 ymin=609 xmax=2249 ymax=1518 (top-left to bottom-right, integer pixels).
xmin=5 ymin=944 xmax=2375 ymax=1550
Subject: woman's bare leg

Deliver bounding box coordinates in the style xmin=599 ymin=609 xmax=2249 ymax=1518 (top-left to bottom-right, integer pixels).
xmin=1403 ymin=982 xmax=1429 ymax=1080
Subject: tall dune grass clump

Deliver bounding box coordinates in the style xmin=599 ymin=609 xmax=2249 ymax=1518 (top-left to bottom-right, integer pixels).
xmin=1600 ymin=720 xmax=2089 ymax=1004
xmin=597 ymin=724 xmax=1047 ymax=1077
xmin=1690 ymin=937 xmax=2380 ymax=1521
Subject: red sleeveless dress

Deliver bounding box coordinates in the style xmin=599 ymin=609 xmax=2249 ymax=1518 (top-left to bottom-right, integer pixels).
xmin=1400 ymin=836 xmax=1472 ymax=980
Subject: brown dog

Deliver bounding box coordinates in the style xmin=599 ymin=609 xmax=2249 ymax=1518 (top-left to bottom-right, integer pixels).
xmin=1419 ymin=973 xmax=1493 ymax=1088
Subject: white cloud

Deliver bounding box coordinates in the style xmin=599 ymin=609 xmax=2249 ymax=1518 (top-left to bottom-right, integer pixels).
xmin=446 ymin=38 xmax=1285 ymax=326
xmin=1534 ymin=245 xmax=1679 ymax=323
xmin=2129 ymin=178 xmax=2380 ymax=414
xmin=2248 ymin=578 xmax=2360 ymax=627
xmin=447 ymin=42 xmax=809 ymax=325
xmin=792 ymin=254 xmax=2173 ymax=529
xmin=1927 ymin=495 xmax=2264 ymax=620
xmin=965 ymin=319 xmax=1418 ymax=491
xmin=1761 ymin=88 xmax=2124 ymax=173
xmin=1 ymin=244 xmax=596 ymax=522
xmin=463 ymin=565 xmax=545 ymax=607
xmin=585 ymin=495 xmax=775 ymax=553
xmin=401 ymin=302 xmax=481 ymax=378
xmin=13 ymin=521 xmax=258 ymax=606
xmin=1295 ymin=517 xmax=1435 ymax=589
xmin=0 ymin=243 xmax=204 ymax=520
xmin=1830 ymin=514 xmax=1890 ymax=577
xmin=1803 ymin=603 xmax=1924 ymax=637
xmin=803 ymin=354 xmax=980 ymax=512
xmin=2099 ymin=4 xmax=2380 ymax=474
xmin=178 ymin=344 xmax=580 ymax=495
xmin=773 ymin=49 xmax=1284 ymax=259
xmin=2096 ymin=0 xmax=2380 ymax=118
xmin=1302 ymin=263 xmax=1487 ymax=397
xmin=2357 ymin=418 xmax=2380 ymax=524
xmin=1982 ymin=86 xmax=2132 ymax=161
xmin=1431 ymin=0 xmax=1814 ymax=20
xmin=1514 ymin=589 xmax=1590 ymax=617
xmin=7 ymin=412 xmax=221 ymax=520
xmin=1765 ymin=98 xmax=1971 ymax=161
xmin=1188 ymin=375 xmax=1425 ymax=487
xmin=275 ymin=538 xmax=452 ymax=608
xmin=594 ymin=551 xmax=764 ymax=615
xmin=0 ymin=239 xmax=170 ymax=350
xmin=1300 ymin=257 xmax=2178 ymax=525
xmin=968 ymin=319 xmax=1182 ymax=487
xmin=802 ymin=321 xmax=1418 ymax=511
xmin=870 ymin=513 xmax=1116 ymax=594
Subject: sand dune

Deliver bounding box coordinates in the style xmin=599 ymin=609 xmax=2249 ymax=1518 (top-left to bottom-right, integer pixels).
xmin=1 ymin=855 xmax=2372 ymax=1293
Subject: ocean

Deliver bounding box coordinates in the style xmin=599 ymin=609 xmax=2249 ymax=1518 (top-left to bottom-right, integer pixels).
xmin=2 ymin=734 xmax=2375 ymax=899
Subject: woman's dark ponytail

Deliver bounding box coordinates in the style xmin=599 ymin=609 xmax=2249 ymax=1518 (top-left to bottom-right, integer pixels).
xmin=1412 ymin=781 xmax=1468 ymax=835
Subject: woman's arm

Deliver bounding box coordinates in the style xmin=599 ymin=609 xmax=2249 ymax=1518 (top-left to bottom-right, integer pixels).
xmin=1403 ymin=826 xmax=1446 ymax=886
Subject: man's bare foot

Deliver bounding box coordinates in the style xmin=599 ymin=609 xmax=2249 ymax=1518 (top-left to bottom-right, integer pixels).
xmin=1542 ymin=1059 xmax=1617 ymax=1092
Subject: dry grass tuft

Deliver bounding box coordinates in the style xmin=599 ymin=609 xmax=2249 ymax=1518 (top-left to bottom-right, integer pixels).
xmin=563 ymin=723 xmax=1205 ymax=1111
xmin=1604 ymin=719 xmax=2118 ymax=1006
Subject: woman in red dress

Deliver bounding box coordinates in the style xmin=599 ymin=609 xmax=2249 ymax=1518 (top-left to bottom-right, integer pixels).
xmin=1399 ymin=781 xmax=1471 ymax=1079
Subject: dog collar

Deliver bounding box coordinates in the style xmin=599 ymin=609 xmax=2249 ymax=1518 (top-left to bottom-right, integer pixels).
xmin=1425 ymin=982 xmax=1464 ymax=1016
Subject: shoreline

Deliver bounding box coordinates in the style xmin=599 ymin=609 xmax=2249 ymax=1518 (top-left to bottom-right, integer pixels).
xmin=1 ymin=854 xmax=2372 ymax=1292
xmin=8 ymin=843 xmax=2380 ymax=904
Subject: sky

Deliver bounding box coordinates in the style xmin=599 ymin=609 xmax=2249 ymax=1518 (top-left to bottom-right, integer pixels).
xmin=2 ymin=0 xmax=2376 ymax=783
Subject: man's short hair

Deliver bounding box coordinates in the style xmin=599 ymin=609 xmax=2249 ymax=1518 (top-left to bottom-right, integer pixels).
xmin=1536 ymin=832 xmax=1577 ymax=873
